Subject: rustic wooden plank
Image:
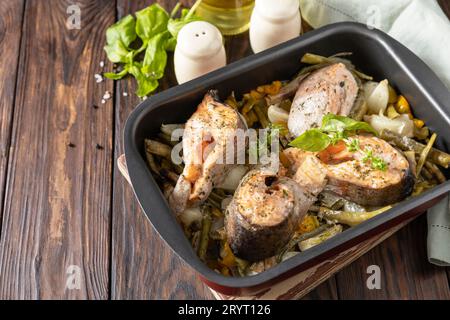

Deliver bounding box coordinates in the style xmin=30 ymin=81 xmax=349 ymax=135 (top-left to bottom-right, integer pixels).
xmin=0 ymin=0 xmax=115 ymax=299
xmin=111 ymin=0 xmax=213 ymax=300
xmin=0 ymin=1 xmax=25 ymax=233
xmin=336 ymin=215 xmax=450 ymax=299
xmin=301 ymin=278 xmax=338 ymax=300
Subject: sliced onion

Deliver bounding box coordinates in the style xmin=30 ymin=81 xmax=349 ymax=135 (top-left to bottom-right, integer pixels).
xmin=221 ymin=197 xmax=232 ymax=211
xmin=217 ymin=165 xmax=248 ymax=191
xmin=365 ymin=79 xmax=389 ymax=114
xmin=364 ymin=113 xmax=414 ymax=137
xmin=179 ymin=207 xmax=202 ymax=227
xmin=267 ymin=104 xmax=289 ymax=124
xmin=363 ymin=81 xmax=379 ymax=100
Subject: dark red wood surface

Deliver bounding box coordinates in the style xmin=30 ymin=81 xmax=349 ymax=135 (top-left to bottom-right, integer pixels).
xmin=0 ymin=0 xmax=448 ymax=299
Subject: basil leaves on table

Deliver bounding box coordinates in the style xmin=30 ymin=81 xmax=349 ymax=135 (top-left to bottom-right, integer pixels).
xmin=103 ymin=2 xmax=202 ymax=97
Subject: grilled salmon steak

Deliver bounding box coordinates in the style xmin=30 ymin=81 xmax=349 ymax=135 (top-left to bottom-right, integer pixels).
xmin=288 ymin=63 xmax=359 ymax=136
xmin=169 ymin=91 xmax=247 ymax=215
xmin=323 ymin=135 xmax=413 ymax=206
xmin=225 ymin=169 xmax=315 ymax=261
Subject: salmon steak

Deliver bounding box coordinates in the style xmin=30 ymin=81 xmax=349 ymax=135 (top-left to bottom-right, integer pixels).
xmin=322 ymin=135 xmax=414 ymax=206
xmin=225 ymin=169 xmax=315 ymax=261
xmin=288 ymin=63 xmax=359 ymax=136
xmin=169 ymin=91 xmax=247 ymax=215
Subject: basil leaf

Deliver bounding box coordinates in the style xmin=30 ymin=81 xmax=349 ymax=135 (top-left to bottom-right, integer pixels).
xmin=142 ymin=32 xmax=169 ymax=79
xmin=289 ymin=129 xmax=332 ymax=152
xmin=106 ymin=14 xmax=136 ymax=48
xmin=165 ymin=37 xmax=177 ymax=52
xmin=104 ymin=40 xmax=134 ymax=63
xmin=321 ymin=118 xmax=346 ymax=132
xmin=135 ymin=4 xmax=169 ymax=41
xmin=129 ymin=63 xmax=159 ymax=97
xmin=322 ymin=113 xmax=377 ymax=135
xmin=103 ymin=68 xmax=129 ymax=80
xmin=168 ymin=8 xmax=202 ymax=38
xmin=344 ymin=121 xmax=378 ymax=135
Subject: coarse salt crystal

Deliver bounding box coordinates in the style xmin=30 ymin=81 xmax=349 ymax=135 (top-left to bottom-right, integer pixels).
xmin=94 ymin=74 xmax=103 ymax=83
xmin=123 ymin=92 xmax=128 ymax=97
xmin=101 ymin=99 xmax=106 ymax=104
xmin=99 ymin=61 xmax=105 ymax=68
xmin=103 ymin=91 xmax=111 ymax=100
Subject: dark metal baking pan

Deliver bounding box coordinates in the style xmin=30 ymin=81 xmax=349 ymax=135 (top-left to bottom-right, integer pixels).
xmin=124 ymin=22 xmax=450 ymax=296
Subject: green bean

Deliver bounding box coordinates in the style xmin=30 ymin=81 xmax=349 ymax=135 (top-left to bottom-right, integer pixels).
xmin=416 ymin=133 xmax=437 ymax=177
xmin=160 ymin=124 xmax=184 ymax=137
xmin=319 ymin=206 xmax=392 ymax=227
xmin=145 ymin=139 xmax=172 ymax=159
xmin=253 ymin=103 xmax=269 ymax=128
xmin=160 ymin=168 xmax=179 ymax=184
xmin=144 ymin=150 xmax=160 ymax=175
xmin=380 ymin=130 xmax=450 ymax=168
xmin=420 ymin=166 xmax=434 ymax=181
xmin=425 ymin=161 xmax=446 ymax=184
xmin=198 ymin=209 xmax=212 ymax=261
xmin=300 ymin=53 xmax=373 ymax=80
xmin=266 ymin=73 xmax=310 ymax=105
xmin=298 ymin=224 xmax=343 ymax=251
xmin=352 ymin=70 xmax=373 ymax=81
xmin=276 ymin=224 xmax=329 ymax=262
xmin=301 ymin=53 xmax=329 ymax=65
xmin=157 ymin=132 xmax=178 ymax=146
xmin=241 ymin=97 xmax=256 ymax=114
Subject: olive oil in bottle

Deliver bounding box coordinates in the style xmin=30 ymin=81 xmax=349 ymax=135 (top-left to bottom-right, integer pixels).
xmin=196 ymin=0 xmax=255 ymax=36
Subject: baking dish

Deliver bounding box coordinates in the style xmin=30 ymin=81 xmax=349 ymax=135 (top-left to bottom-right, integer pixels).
xmin=124 ymin=22 xmax=450 ymax=296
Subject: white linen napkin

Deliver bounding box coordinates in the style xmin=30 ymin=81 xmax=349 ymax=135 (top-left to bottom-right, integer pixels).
xmin=299 ymin=0 xmax=450 ymax=266
xmin=300 ymin=0 xmax=450 ymax=90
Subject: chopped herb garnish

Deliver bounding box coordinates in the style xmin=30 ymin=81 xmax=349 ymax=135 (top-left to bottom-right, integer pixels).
xmin=362 ymin=148 xmax=387 ymax=171
xmin=346 ymin=138 xmax=360 ymax=152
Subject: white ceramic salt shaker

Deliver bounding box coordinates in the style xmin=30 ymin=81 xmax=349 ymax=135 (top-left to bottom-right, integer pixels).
xmin=174 ymin=21 xmax=226 ymax=84
xmin=249 ymin=0 xmax=302 ymax=53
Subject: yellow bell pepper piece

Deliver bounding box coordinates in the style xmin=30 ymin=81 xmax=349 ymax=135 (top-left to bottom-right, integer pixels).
xmin=395 ymin=95 xmax=411 ymax=114
xmin=298 ymin=215 xmax=320 ymax=234
xmin=413 ymin=118 xmax=425 ymax=129
xmin=220 ymin=242 xmax=237 ymax=268
xmin=388 ymin=85 xmax=398 ymax=103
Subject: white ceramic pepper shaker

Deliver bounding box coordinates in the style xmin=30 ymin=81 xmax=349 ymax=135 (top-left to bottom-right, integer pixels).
xmin=249 ymin=0 xmax=302 ymax=53
xmin=174 ymin=21 xmax=226 ymax=84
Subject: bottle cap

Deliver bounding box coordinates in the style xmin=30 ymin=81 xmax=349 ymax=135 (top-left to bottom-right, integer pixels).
xmin=176 ymin=21 xmax=224 ymax=59
xmin=255 ymin=0 xmax=300 ymax=23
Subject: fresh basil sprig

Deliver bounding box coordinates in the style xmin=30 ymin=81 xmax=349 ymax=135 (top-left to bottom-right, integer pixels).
xmin=289 ymin=114 xmax=377 ymax=152
xmin=103 ymin=1 xmax=203 ymax=97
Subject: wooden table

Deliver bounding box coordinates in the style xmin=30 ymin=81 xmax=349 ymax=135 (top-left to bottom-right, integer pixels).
xmin=0 ymin=0 xmax=449 ymax=300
